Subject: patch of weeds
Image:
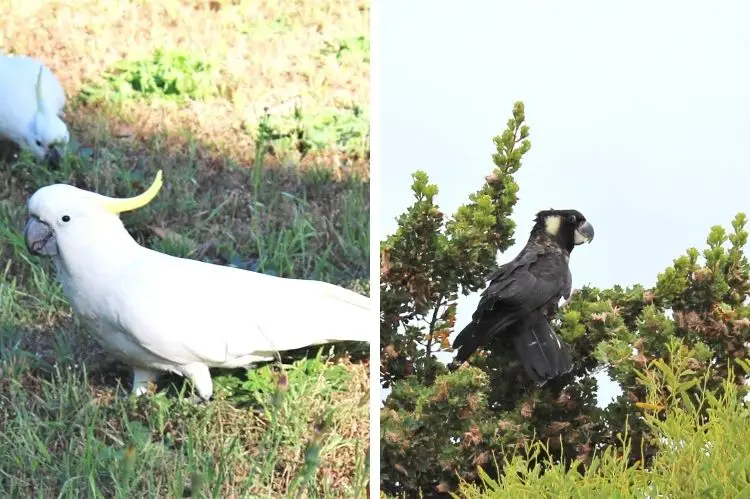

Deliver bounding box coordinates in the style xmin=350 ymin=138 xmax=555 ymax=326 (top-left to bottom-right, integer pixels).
xmin=249 ymin=105 xmax=370 ymax=165
xmin=212 ymin=352 xmax=365 ymax=495
xmin=79 ymin=49 xmax=219 ymax=103
xmin=304 ymin=105 xmax=370 ymax=157
xmin=214 ymin=351 xmax=351 ymax=407
xmin=321 ymin=35 xmax=370 ymax=63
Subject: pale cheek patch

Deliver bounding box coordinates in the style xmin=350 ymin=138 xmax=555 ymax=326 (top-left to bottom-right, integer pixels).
xmin=545 ymin=216 xmax=561 ymax=236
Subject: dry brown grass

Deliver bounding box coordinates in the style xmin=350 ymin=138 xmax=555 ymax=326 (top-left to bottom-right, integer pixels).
xmin=3 ymin=0 xmax=370 ymax=171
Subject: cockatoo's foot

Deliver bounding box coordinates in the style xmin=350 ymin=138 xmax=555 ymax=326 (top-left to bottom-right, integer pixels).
xmin=131 ymin=367 xmax=160 ymax=396
xmin=181 ymin=363 xmax=213 ymax=403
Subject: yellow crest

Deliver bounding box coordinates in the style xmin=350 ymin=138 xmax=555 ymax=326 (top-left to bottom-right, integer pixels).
xmin=96 ymin=171 xmax=164 ymax=214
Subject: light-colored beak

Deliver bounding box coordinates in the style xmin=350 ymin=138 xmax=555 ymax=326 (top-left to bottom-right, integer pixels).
xmin=24 ymin=217 xmax=57 ymax=256
xmin=574 ymin=220 xmax=595 ymax=245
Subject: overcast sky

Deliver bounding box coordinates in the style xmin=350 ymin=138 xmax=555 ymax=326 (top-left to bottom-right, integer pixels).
xmin=376 ymin=1 xmax=750 ymax=407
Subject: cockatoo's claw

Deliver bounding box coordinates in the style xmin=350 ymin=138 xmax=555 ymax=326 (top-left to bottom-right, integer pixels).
xmin=181 ymin=363 xmax=214 ymax=403
xmin=131 ymin=367 xmax=160 ymax=397
xmin=132 ymin=385 xmax=150 ymax=397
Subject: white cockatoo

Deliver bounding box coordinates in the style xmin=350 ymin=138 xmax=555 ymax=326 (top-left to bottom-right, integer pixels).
xmin=0 ymin=55 xmax=69 ymax=167
xmin=23 ymin=171 xmax=371 ymax=400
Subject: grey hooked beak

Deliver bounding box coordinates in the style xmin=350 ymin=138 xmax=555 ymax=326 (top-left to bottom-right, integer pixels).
xmin=24 ymin=217 xmax=58 ymax=256
xmin=574 ymin=220 xmax=595 ymax=245
xmin=44 ymin=145 xmax=62 ymax=169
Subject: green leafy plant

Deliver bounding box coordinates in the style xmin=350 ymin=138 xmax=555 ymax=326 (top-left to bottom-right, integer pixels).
xmin=251 ymin=104 xmax=370 ymax=169
xmin=80 ymin=49 xmax=218 ymax=103
xmin=457 ymin=352 xmax=750 ymax=498
xmin=380 ymin=101 xmax=528 ymax=390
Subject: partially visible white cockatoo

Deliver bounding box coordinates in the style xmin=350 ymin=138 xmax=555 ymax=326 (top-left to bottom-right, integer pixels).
xmin=0 ymin=55 xmax=69 ymax=167
xmin=24 ymin=171 xmax=370 ymax=400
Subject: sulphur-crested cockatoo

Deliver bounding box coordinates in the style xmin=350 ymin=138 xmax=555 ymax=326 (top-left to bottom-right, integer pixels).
xmin=24 ymin=171 xmax=370 ymax=400
xmin=0 ymin=55 xmax=69 ymax=167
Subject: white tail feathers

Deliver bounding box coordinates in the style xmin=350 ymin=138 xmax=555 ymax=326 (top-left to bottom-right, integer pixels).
xmin=320 ymin=283 xmax=371 ymax=343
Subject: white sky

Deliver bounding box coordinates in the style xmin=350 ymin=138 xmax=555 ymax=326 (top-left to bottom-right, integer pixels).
xmin=376 ymin=1 xmax=750 ymax=407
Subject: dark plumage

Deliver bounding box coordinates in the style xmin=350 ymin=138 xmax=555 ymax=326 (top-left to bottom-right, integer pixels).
xmin=451 ymin=209 xmax=595 ymax=385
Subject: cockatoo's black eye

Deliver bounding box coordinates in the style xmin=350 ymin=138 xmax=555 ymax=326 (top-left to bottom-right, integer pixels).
xmin=35 ymin=140 xmax=42 ymax=147
xmin=567 ymin=214 xmax=577 ymax=224
xmin=61 ymin=215 xmax=71 ymax=223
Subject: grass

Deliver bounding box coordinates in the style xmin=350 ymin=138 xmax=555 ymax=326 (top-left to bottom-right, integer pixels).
xmin=5 ymin=0 xmax=369 ymax=170
xmin=0 ymin=0 xmax=370 ymax=496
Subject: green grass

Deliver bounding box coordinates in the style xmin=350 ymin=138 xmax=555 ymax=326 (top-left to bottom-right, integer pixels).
xmin=77 ymin=46 xmax=370 ymax=165
xmin=0 ymin=349 xmax=369 ymax=497
xmin=0 ymin=0 xmax=370 ymax=496
xmin=79 ymin=49 xmax=221 ymax=102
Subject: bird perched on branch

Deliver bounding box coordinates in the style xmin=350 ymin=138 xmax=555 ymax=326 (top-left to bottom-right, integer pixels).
xmin=0 ymin=55 xmax=69 ymax=168
xmin=23 ymin=171 xmax=370 ymax=401
xmin=451 ymin=209 xmax=594 ymax=385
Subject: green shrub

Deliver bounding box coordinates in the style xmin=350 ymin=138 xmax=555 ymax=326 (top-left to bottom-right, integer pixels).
xmin=458 ymin=354 xmax=750 ymax=498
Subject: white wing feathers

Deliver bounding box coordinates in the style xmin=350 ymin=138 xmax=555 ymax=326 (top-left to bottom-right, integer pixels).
xmin=98 ymin=247 xmax=370 ymax=369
